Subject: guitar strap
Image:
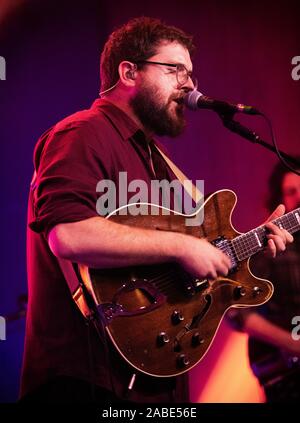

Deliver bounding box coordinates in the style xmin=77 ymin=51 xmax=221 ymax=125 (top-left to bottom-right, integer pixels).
xmin=57 ymin=256 xmax=92 ymax=319
xmin=57 ymin=146 xmax=203 ymax=319
xmin=154 ymin=145 xmax=204 ymax=204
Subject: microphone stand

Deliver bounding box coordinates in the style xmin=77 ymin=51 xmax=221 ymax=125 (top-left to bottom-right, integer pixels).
xmin=219 ymin=112 xmax=300 ymax=168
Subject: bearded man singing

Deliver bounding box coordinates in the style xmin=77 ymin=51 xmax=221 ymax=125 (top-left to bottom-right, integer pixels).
xmin=21 ymin=17 xmax=292 ymax=403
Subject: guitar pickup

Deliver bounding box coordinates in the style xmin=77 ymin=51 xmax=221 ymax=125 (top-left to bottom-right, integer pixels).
xmin=182 ymin=273 xmax=209 ymax=296
xmin=192 ymin=278 xmax=209 ymax=292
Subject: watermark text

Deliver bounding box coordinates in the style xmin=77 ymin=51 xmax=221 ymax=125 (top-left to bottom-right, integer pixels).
xmin=0 ymin=56 xmax=6 ymax=80
xmin=291 ymin=56 xmax=300 ymax=81
xmin=0 ymin=316 xmax=6 ymax=340
xmin=291 ymin=315 xmax=300 ymax=341
xmin=96 ymin=172 xmax=204 ymax=227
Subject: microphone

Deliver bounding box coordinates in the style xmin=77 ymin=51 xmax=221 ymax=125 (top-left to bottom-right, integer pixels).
xmin=184 ymin=89 xmax=260 ymax=115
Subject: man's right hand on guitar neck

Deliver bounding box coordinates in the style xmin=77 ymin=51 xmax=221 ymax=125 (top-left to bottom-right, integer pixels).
xmin=176 ymin=236 xmax=232 ymax=280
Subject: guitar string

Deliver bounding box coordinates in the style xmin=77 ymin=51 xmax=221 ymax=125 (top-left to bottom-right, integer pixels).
xmin=233 ymin=222 xmax=299 ymax=253
xmin=136 ymin=268 xmax=189 ymax=294
xmin=234 ymin=222 xmax=299 ymax=249
xmin=144 ymin=270 xmax=178 ymax=288
xmin=233 ymin=221 xmax=299 ymax=246
xmin=233 ymin=221 xmax=300 ymax=260
xmin=132 ymin=214 xmax=300 ymax=287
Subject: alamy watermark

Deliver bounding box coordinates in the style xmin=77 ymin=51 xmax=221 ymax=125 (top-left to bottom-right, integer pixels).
xmin=96 ymin=172 xmax=205 ymax=227
xmin=0 ymin=56 xmax=6 ymax=80
xmin=291 ymin=56 xmax=300 ymax=81
xmin=0 ymin=316 xmax=6 ymax=341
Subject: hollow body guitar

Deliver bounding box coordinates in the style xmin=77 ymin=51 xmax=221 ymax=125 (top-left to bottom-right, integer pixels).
xmin=79 ymin=190 xmax=300 ymax=377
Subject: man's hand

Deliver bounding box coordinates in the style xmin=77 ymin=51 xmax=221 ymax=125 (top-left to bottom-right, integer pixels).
xmin=264 ymin=204 xmax=294 ymax=258
xmin=177 ymin=237 xmax=232 ymax=280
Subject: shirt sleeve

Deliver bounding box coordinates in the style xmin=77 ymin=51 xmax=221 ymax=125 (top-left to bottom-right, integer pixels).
xmin=29 ymin=122 xmax=110 ymax=238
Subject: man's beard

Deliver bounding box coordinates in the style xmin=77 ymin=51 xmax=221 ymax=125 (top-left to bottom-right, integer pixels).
xmin=130 ymin=83 xmax=186 ymax=137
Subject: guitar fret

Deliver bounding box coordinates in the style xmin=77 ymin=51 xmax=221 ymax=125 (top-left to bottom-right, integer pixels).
xmin=275 ymin=209 xmax=300 ymax=234
xmin=232 ymin=230 xmax=264 ymax=261
xmin=254 ymin=232 xmax=262 ymax=247
xmin=232 ymin=207 xmax=300 ymax=261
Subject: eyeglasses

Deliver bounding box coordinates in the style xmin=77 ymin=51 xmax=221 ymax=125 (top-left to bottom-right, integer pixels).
xmin=136 ymin=60 xmax=194 ymax=86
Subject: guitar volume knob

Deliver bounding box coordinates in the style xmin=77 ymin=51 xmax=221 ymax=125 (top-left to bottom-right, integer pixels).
xmin=157 ymin=332 xmax=170 ymax=346
xmin=171 ymin=310 xmax=184 ymax=325
xmin=234 ymin=285 xmax=246 ymax=299
xmin=253 ymin=286 xmax=262 ymax=296
xmin=191 ymin=332 xmax=204 ymax=347
xmin=177 ymin=354 xmax=190 ymax=368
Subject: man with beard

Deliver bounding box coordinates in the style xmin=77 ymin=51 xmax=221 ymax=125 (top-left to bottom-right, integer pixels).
xmin=21 ymin=17 xmax=292 ymax=403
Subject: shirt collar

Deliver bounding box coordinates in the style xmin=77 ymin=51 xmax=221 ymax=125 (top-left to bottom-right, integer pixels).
xmin=90 ymin=98 xmax=168 ymax=155
xmin=91 ymin=97 xmax=145 ymax=142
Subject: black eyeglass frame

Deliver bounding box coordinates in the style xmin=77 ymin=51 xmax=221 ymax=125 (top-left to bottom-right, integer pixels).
xmin=135 ymin=60 xmax=193 ymax=85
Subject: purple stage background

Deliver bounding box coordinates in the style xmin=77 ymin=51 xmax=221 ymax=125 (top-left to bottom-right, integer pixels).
xmin=0 ymin=0 xmax=299 ymax=402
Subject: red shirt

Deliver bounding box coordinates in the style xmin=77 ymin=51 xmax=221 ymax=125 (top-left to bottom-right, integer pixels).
xmin=22 ymin=98 xmax=188 ymax=402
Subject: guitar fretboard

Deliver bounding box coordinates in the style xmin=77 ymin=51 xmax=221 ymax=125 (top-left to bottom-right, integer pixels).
xmin=232 ymin=207 xmax=300 ymax=261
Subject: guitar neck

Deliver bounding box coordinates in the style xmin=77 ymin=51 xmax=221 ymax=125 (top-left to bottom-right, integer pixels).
xmin=232 ymin=207 xmax=300 ymax=261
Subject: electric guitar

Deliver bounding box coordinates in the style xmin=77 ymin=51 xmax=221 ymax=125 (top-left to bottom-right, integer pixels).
xmin=78 ymin=189 xmax=300 ymax=377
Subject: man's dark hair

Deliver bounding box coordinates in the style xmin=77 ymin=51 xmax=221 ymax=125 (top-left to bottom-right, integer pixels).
xmin=100 ymin=16 xmax=195 ymax=92
xmin=267 ymin=159 xmax=300 ymax=211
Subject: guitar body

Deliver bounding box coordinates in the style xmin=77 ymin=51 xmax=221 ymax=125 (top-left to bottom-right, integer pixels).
xmin=79 ymin=190 xmax=274 ymax=377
